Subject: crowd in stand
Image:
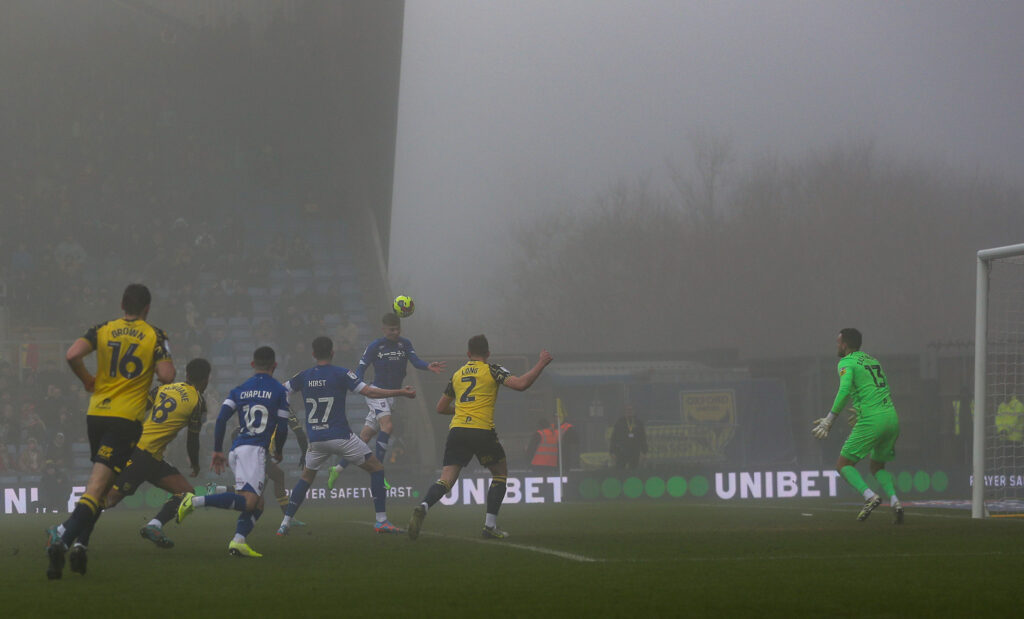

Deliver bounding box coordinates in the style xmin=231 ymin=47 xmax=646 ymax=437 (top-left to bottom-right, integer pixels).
xmin=0 ymin=7 xmax=370 ymax=481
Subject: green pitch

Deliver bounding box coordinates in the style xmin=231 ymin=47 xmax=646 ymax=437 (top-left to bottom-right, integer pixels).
xmin=3 ymin=502 xmax=1021 ymax=618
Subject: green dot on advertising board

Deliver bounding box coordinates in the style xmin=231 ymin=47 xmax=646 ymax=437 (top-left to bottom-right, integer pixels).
xmin=931 ymin=470 xmax=948 ymax=492
xmin=645 ymin=476 xmax=666 ymax=498
xmin=689 ymin=475 xmax=709 ymax=497
xmin=623 ymin=477 xmax=643 ymax=498
xmin=913 ymin=470 xmax=930 ymax=492
xmin=896 ymin=471 xmax=913 ymax=493
xmin=666 ymin=476 xmax=687 ymax=497
xmin=579 ymin=478 xmax=601 ymax=500
xmin=601 ymin=477 xmax=622 ymax=499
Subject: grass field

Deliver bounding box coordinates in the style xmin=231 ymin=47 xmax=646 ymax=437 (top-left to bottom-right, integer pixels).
xmin=2 ymin=501 xmax=1022 ymax=618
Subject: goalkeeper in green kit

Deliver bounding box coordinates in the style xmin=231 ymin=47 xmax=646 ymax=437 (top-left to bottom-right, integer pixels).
xmin=812 ymin=328 xmax=903 ymax=524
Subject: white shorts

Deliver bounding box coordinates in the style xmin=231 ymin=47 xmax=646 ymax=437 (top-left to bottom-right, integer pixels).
xmin=305 ymin=436 xmax=373 ymax=471
xmin=229 ymin=444 xmax=266 ymax=495
xmin=363 ymin=395 xmax=395 ymax=429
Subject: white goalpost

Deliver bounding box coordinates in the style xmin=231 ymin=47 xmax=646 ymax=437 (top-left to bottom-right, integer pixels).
xmin=973 ymin=242 xmax=1024 ymax=518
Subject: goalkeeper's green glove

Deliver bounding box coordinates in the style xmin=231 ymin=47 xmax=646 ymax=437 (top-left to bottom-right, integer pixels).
xmin=811 ymin=413 xmax=837 ymax=440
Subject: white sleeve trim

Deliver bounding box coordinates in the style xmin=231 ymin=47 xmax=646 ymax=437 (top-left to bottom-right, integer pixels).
xmin=277 ymin=408 xmax=290 ymax=419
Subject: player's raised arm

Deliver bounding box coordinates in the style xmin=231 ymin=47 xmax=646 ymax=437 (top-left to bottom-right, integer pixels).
xmin=503 ymin=350 xmax=554 ymax=392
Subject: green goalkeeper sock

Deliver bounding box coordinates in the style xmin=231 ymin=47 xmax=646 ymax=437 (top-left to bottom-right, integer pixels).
xmin=840 ymin=466 xmax=869 ymax=495
xmin=874 ymin=469 xmax=897 ymax=499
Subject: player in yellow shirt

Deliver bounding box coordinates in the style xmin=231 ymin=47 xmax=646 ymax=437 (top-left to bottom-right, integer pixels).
xmin=408 ymin=334 xmax=552 ymax=540
xmin=46 ymin=284 xmax=176 ymax=579
xmin=102 ymin=358 xmax=211 ymax=549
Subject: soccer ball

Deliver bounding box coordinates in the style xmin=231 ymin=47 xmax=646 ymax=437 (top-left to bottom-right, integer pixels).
xmin=393 ymin=295 xmax=415 ymax=318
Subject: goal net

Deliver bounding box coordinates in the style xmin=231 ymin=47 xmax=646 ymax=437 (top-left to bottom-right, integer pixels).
xmin=974 ymin=243 xmax=1024 ymax=517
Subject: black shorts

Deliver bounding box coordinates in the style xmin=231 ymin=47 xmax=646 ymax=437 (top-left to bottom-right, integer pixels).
xmin=113 ymin=448 xmax=180 ymax=496
xmin=442 ymin=427 xmax=506 ymax=468
xmin=87 ymin=416 xmax=143 ymax=474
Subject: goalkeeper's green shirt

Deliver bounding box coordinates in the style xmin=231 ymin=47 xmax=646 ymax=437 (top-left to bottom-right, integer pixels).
xmin=830 ymin=351 xmax=895 ymax=418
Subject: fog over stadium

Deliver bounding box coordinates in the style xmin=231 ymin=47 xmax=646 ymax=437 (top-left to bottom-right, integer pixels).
xmin=392 ymin=1 xmax=1024 ymax=357
xmin=4 ymin=3 xmax=1024 ymax=604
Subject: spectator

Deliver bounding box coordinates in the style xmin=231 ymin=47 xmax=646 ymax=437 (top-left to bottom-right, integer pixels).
xmin=37 ymin=459 xmax=70 ymax=513
xmin=609 ymin=404 xmax=648 ymax=471
xmin=0 ymin=443 xmax=11 ymax=473
xmin=19 ymin=437 xmax=44 ymax=473
xmin=19 ymin=402 xmax=48 ymax=444
xmin=48 ymin=432 xmax=73 ymax=470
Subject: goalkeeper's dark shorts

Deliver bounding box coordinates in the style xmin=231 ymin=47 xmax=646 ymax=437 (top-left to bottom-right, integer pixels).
xmin=840 ymin=410 xmax=900 ymax=463
xmin=442 ymin=427 xmax=506 ymax=468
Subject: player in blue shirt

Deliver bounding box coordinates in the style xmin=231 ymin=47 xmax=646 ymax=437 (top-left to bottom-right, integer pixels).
xmin=327 ymin=313 xmax=444 ymax=488
xmin=276 ymin=336 xmax=416 ymax=535
xmin=176 ymin=346 xmax=290 ymax=558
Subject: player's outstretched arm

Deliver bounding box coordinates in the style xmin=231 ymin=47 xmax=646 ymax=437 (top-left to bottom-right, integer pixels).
xmin=504 ymin=350 xmax=554 ymax=392
xmin=427 ymin=361 xmax=447 ymax=374
xmin=361 ymin=385 xmax=416 ymax=399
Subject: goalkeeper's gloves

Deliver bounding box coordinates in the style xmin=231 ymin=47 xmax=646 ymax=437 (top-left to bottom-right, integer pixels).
xmin=811 ymin=412 xmax=837 ymax=440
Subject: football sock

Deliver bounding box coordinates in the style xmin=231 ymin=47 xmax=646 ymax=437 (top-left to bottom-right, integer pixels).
xmin=370 ymin=470 xmax=387 ymax=513
xmin=874 ymin=469 xmax=897 ymax=499
xmin=276 ymin=494 xmax=289 ymax=513
xmin=77 ymin=509 xmax=101 ymax=546
xmin=285 ymin=479 xmax=310 ymax=518
xmin=148 ymin=519 xmax=162 ymax=528
xmin=485 ymin=513 xmax=497 ymax=528
xmin=155 ymin=494 xmax=184 ymax=526
xmin=337 ymin=459 xmax=351 ymax=470
xmin=376 ymin=512 xmax=387 ymax=523
xmin=423 ymin=479 xmax=452 ymax=509
xmin=202 ymin=492 xmax=247 ymax=511
xmin=60 ymin=493 xmax=100 ymax=546
xmin=840 ymin=465 xmax=869 ymax=495
xmin=486 ymin=475 xmax=507 ymax=517
xmin=236 ymin=509 xmax=261 ymax=539
xmin=374 ymin=431 xmax=390 ymax=463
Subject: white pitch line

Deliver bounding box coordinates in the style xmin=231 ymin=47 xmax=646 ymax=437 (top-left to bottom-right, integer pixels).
xmin=604 ymin=550 xmax=1022 ymax=563
xmin=348 ymin=521 xmax=601 ymax=563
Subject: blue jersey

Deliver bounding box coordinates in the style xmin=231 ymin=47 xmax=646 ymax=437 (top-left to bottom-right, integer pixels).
xmin=215 ymin=373 xmax=290 ymax=452
xmin=284 ymin=364 xmax=366 ymax=442
xmin=357 ymin=337 xmax=428 ymax=389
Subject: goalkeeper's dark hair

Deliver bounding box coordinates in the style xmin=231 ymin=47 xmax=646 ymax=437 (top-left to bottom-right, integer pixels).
xmin=252 ymin=346 xmax=276 ymax=370
xmin=839 ymin=328 xmax=862 ymax=350
xmin=383 ymin=313 xmax=400 ymax=327
xmin=121 ymin=283 xmax=151 ymax=315
xmin=185 ymin=358 xmax=212 ymax=384
xmin=468 ymin=334 xmax=489 ymax=357
xmin=312 ymin=336 xmax=333 ymax=360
